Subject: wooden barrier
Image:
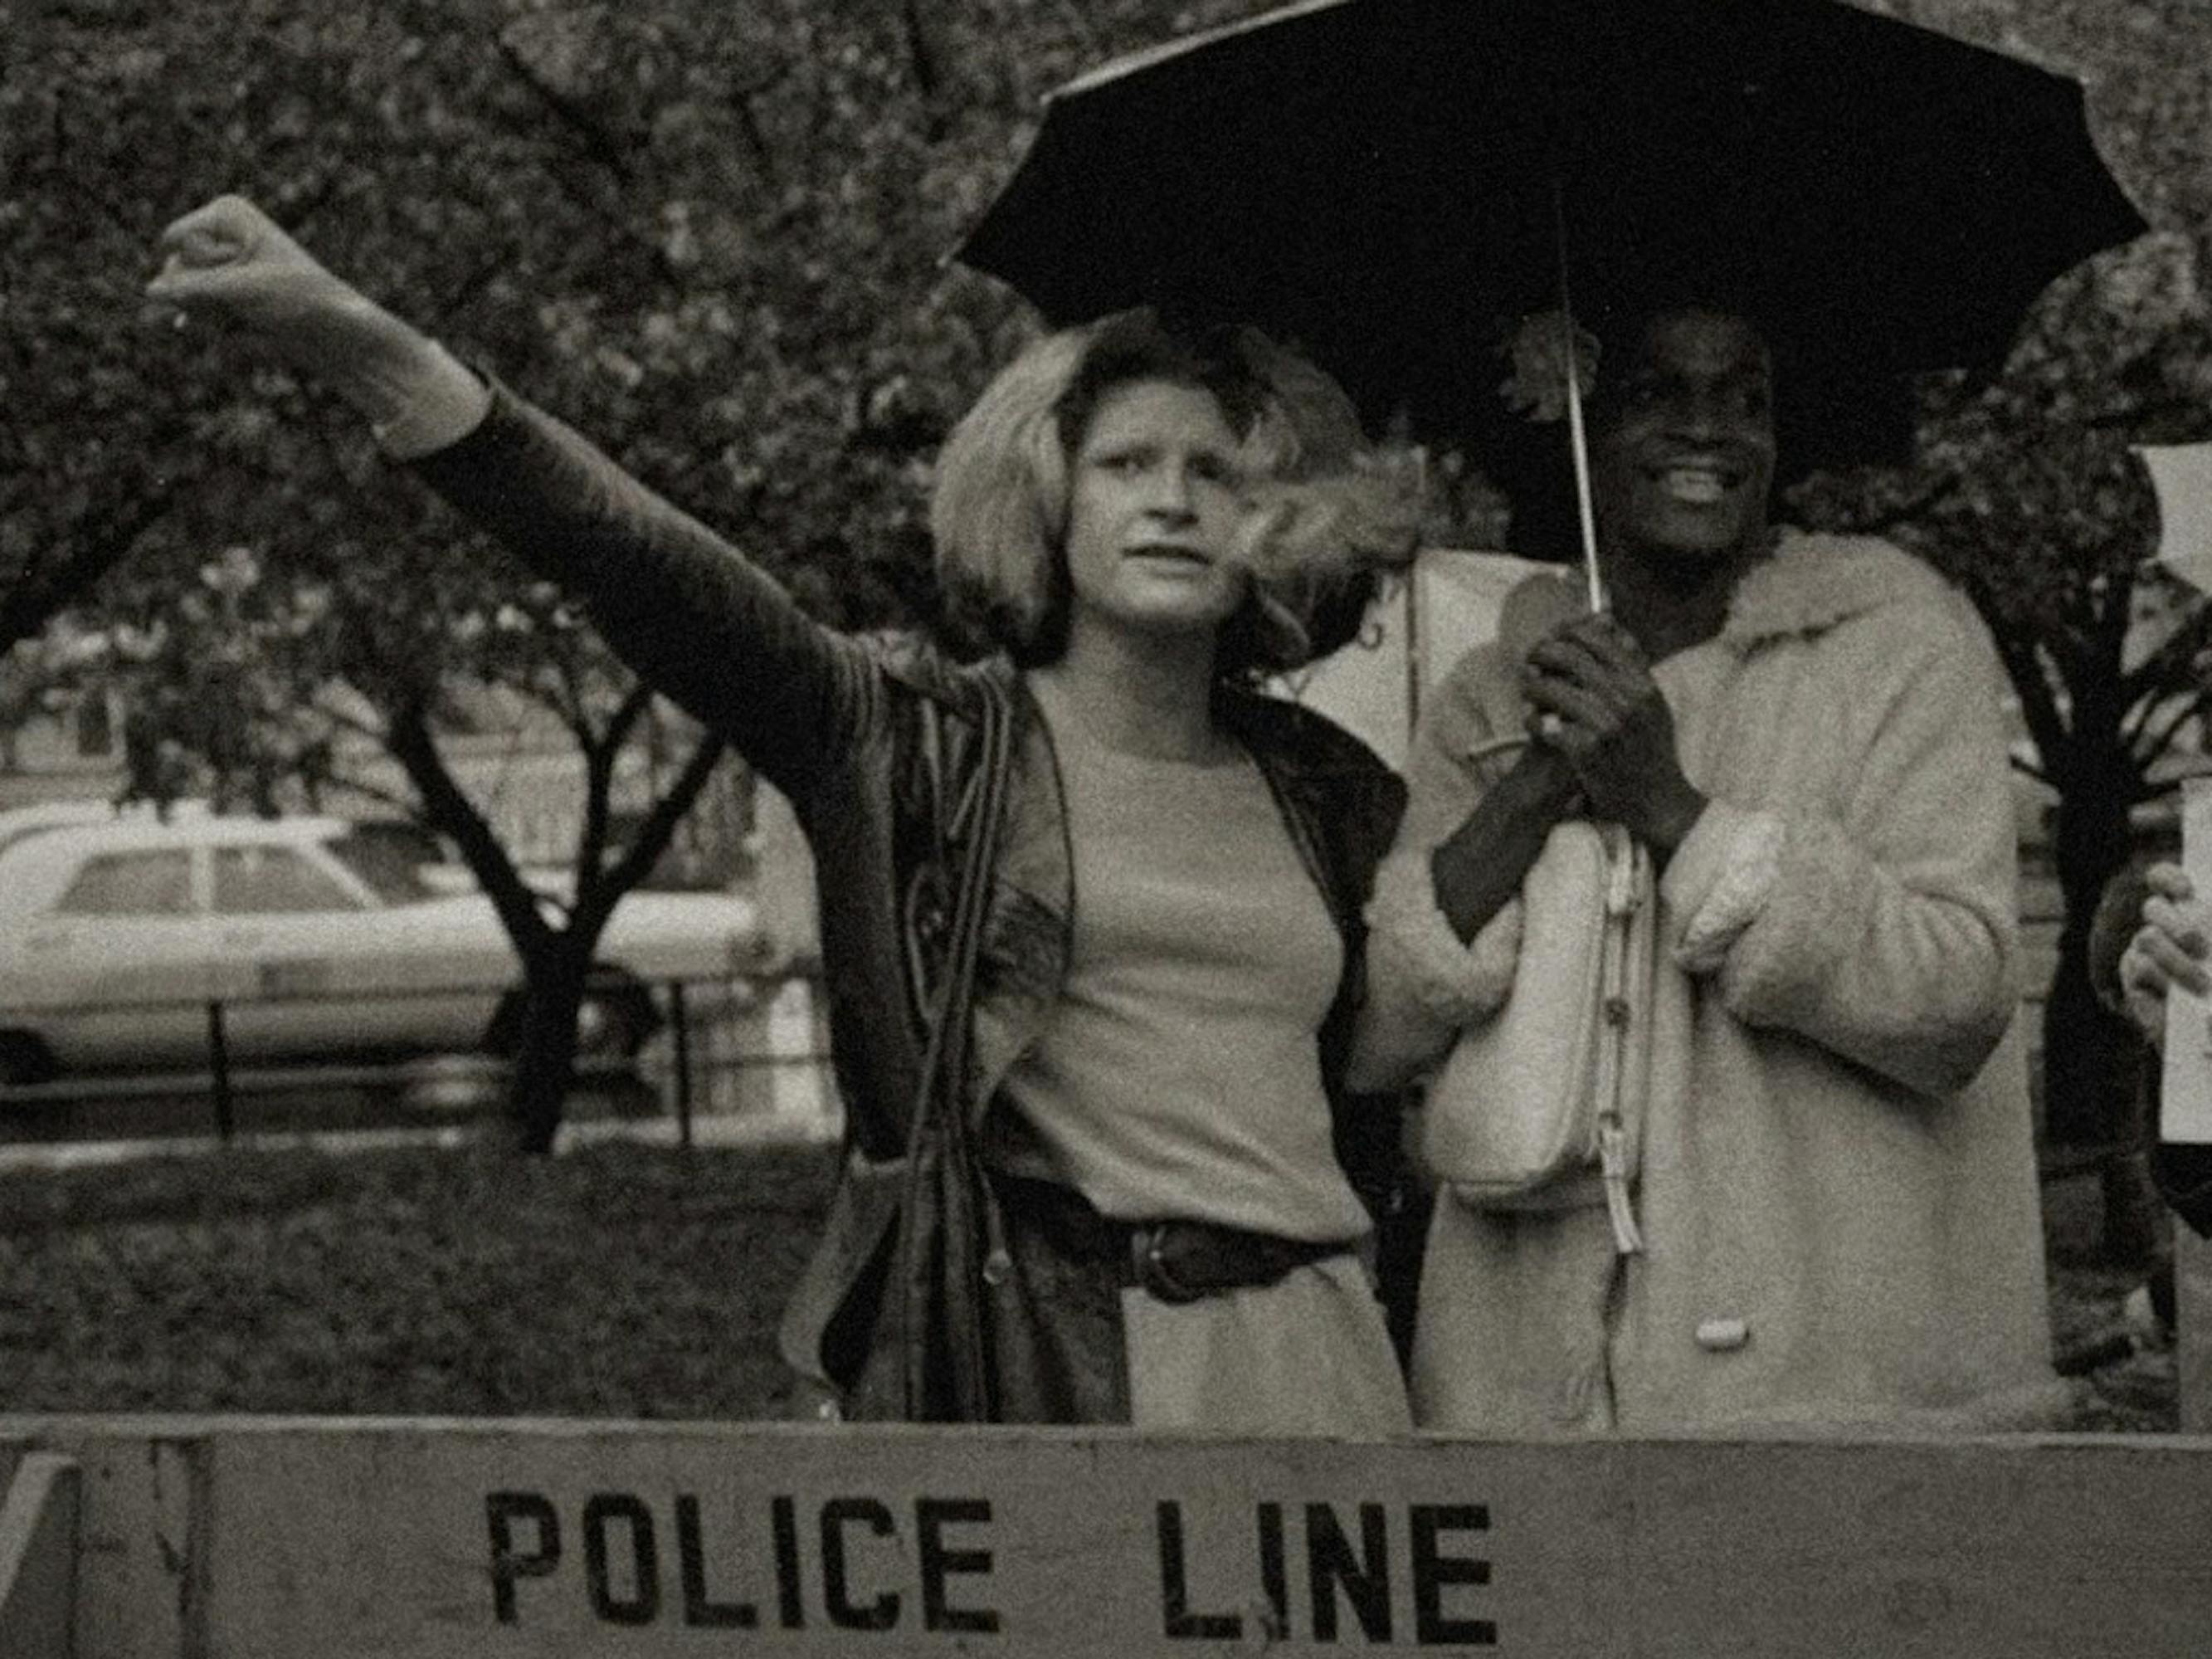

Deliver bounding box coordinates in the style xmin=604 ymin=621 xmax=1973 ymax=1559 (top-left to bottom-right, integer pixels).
xmin=2 ymin=1416 xmax=2210 ymax=1657
xmin=2182 ymin=1229 xmax=2212 ymax=1435
xmin=0 ymin=1451 xmax=75 ymax=1659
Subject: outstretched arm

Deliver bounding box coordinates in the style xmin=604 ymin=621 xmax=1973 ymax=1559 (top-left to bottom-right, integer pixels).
xmin=149 ymin=195 xmax=875 ymax=808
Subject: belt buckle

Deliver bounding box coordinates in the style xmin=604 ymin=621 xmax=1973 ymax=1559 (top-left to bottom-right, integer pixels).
xmin=1133 ymin=1222 xmax=1208 ymax=1305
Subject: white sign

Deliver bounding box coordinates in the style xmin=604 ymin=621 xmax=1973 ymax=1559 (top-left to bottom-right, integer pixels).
xmin=1275 ymin=548 xmax=1549 ymax=771
xmin=12 ymin=1417 xmax=2212 ymax=1658
xmin=2141 ymin=442 xmax=2212 ymax=595
xmin=2162 ymin=776 xmax=2212 ymax=1142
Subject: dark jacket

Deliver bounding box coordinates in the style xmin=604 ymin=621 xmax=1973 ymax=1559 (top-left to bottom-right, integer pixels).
xmin=415 ymin=388 xmax=1410 ymax=1420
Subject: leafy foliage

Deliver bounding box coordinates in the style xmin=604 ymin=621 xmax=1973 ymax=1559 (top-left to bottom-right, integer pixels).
xmin=9 ymin=0 xmax=2212 ymax=1154
xmin=1732 ymin=3 xmax=2212 ymax=1154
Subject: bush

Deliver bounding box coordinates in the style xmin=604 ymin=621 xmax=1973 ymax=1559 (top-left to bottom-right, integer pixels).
xmin=0 ymin=1141 xmax=2176 ymax=1430
xmin=0 ymin=1143 xmax=836 ymax=1417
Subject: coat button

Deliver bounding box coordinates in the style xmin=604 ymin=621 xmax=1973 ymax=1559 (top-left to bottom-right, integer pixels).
xmin=981 ymin=1247 xmax=1012 ymax=1287
xmin=1696 ymin=1316 xmax=1750 ymax=1352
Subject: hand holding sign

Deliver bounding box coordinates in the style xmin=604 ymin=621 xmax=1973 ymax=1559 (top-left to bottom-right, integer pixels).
xmin=2150 ymin=780 xmax=2212 ymax=1142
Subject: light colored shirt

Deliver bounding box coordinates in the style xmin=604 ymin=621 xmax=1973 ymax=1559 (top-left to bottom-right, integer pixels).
xmin=1003 ymin=690 xmax=1370 ymax=1243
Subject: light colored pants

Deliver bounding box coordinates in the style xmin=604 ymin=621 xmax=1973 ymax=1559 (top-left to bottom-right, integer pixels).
xmin=1123 ymin=1252 xmax=1411 ymax=1436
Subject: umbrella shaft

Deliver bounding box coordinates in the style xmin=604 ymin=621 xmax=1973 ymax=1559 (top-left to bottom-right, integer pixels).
xmin=1562 ymin=354 xmax=1604 ymax=612
xmin=1551 ymin=182 xmax=1605 ymax=612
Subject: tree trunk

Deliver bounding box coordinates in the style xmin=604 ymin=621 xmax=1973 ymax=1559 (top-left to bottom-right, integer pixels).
xmin=504 ymin=946 xmax=593 ymax=1156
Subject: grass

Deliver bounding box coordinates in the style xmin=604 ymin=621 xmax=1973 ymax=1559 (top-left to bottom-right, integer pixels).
xmin=0 ymin=1141 xmax=837 ymax=1418
xmin=0 ymin=1140 xmax=2177 ymax=1429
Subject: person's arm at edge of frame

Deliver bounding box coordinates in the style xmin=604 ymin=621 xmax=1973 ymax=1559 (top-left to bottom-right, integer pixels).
xmin=2117 ymin=862 xmax=2212 ymax=1045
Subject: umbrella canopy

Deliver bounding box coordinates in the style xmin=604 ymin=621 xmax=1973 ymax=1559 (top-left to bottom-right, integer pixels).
xmin=957 ymin=0 xmax=2146 ymax=457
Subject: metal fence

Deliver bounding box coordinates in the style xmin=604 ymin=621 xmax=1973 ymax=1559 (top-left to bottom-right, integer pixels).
xmin=0 ymin=970 xmax=840 ymax=1153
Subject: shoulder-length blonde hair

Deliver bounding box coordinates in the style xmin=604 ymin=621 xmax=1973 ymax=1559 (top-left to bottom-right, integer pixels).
xmin=929 ymin=309 xmax=1420 ymax=676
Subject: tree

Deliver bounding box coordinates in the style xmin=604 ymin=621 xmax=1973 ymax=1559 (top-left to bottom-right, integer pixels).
xmin=1814 ymin=253 xmax=2206 ymax=1169
xmin=9 ymin=0 xmax=1270 ymax=1146
xmin=15 ymin=0 xmax=2212 ymax=1168
xmin=47 ymin=533 xmax=732 ymax=1151
xmin=1808 ymin=0 xmax=2212 ymax=1182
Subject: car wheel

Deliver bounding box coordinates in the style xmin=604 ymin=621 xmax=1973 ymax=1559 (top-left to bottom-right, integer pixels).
xmin=0 ymin=1032 xmax=56 ymax=1089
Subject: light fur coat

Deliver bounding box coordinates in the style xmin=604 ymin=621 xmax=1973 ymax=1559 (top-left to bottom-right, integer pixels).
xmin=1357 ymin=531 xmax=2068 ymax=1433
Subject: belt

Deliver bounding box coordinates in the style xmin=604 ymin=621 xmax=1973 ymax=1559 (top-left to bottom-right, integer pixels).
xmin=993 ymin=1172 xmax=1350 ymax=1305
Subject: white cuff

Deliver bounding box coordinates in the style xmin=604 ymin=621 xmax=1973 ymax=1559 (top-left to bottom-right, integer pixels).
xmin=1663 ymin=803 xmax=1785 ymax=976
xmin=365 ymin=344 xmax=494 ymax=460
xmin=1365 ymin=847 xmax=1522 ymax=1026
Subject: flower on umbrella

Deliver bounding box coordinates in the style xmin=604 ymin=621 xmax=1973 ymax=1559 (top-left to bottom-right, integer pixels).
xmin=1498 ymin=310 xmax=1601 ymax=424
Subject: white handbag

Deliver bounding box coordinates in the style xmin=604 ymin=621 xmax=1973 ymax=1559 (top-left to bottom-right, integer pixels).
xmin=1418 ymin=815 xmax=1656 ymax=1255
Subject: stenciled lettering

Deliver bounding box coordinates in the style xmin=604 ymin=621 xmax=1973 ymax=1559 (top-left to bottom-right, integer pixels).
xmin=1157 ymin=1496 xmax=1498 ymax=1647
xmin=1308 ymin=1502 xmax=1391 ymax=1642
xmin=582 ymin=1493 xmax=660 ymax=1627
xmin=1157 ymin=1500 xmax=1242 ymax=1641
xmin=484 ymin=1490 xmax=993 ymax=1634
xmin=485 ymin=1491 xmax=559 ymax=1625
xmin=1411 ymin=1504 xmax=1494 ymax=1647
xmin=918 ymin=1497 xmax=1001 ymax=1634
xmin=1256 ymin=1502 xmax=1289 ymax=1639
xmin=676 ymin=1494 xmax=756 ymax=1629
xmin=474 ymin=1482 xmax=1484 ymax=1644
xmin=821 ymin=1496 xmax=900 ymax=1632
xmin=772 ymin=1494 xmax=806 ymax=1629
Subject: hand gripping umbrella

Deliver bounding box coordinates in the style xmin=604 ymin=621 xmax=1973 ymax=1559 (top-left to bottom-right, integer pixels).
xmin=957 ymin=0 xmax=2146 ymax=930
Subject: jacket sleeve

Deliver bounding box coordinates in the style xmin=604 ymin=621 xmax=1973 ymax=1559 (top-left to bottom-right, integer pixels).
xmin=410 ymin=383 xmax=882 ymax=814
xmin=1346 ymin=645 xmax=1527 ymax=1091
xmin=1660 ymin=605 xmax=2019 ymax=1099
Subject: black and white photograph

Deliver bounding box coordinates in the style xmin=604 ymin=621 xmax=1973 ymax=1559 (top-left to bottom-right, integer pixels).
xmin=5 ymin=0 xmax=2212 ymax=1650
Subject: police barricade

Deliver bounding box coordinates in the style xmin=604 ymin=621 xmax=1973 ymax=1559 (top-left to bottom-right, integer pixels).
xmin=3 ymin=1416 xmax=2210 ymax=1657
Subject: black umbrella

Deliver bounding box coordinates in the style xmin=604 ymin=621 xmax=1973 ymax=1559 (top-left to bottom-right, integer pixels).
xmin=959 ymin=0 xmax=2146 ymax=939
xmin=958 ymin=0 xmax=2146 ymax=456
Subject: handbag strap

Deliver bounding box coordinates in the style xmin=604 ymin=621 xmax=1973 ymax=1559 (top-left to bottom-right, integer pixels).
xmin=1594 ymin=822 xmax=1649 ymax=1255
xmin=904 ymin=672 xmax=1016 ymax=1140
xmin=899 ymin=672 xmax=1017 ymax=1418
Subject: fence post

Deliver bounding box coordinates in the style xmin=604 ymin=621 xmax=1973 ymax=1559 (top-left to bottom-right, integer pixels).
xmin=668 ymin=980 xmax=693 ymax=1150
xmin=206 ymin=1000 xmax=235 ymax=1142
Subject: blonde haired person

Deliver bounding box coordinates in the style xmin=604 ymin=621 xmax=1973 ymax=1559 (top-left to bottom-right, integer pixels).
xmin=151 ymin=197 xmax=1420 ymax=1431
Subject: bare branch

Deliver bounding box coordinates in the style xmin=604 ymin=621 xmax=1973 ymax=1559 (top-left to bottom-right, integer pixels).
xmin=577 ymin=724 xmax=729 ymax=936
xmin=568 ymin=683 xmax=635 ymax=886
xmin=0 ymin=488 xmax=178 ymax=656
xmin=2135 ymin=687 xmax=2212 ymax=770
xmin=495 ymin=29 xmax=637 ymax=182
xmin=385 ymin=695 xmax=554 ymax=954
xmin=2119 ymin=598 xmax=2212 ymax=709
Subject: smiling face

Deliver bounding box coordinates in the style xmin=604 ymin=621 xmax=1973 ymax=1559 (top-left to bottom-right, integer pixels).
xmin=1590 ymin=310 xmax=1776 ymax=576
xmin=1060 ymin=378 xmax=1251 ymax=644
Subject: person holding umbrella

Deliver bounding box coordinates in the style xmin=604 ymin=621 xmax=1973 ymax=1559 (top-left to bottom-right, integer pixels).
xmin=147 ymin=196 xmax=1426 ymax=1432
xmin=1352 ymin=282 xmax=2070 ymax=1433
xmin=951 ymin=0 xmax=2142 ymax=1440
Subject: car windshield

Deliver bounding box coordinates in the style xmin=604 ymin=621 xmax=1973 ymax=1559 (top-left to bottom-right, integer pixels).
xmin=325 ymin=823 xmax=456 ymax=905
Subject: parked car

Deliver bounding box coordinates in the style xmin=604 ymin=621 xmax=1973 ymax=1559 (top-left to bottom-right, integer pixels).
xmin=0 ymin=813 xmax=775 ymax=1085
xmin=0 ymin=798 xmax=168 ymax=861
